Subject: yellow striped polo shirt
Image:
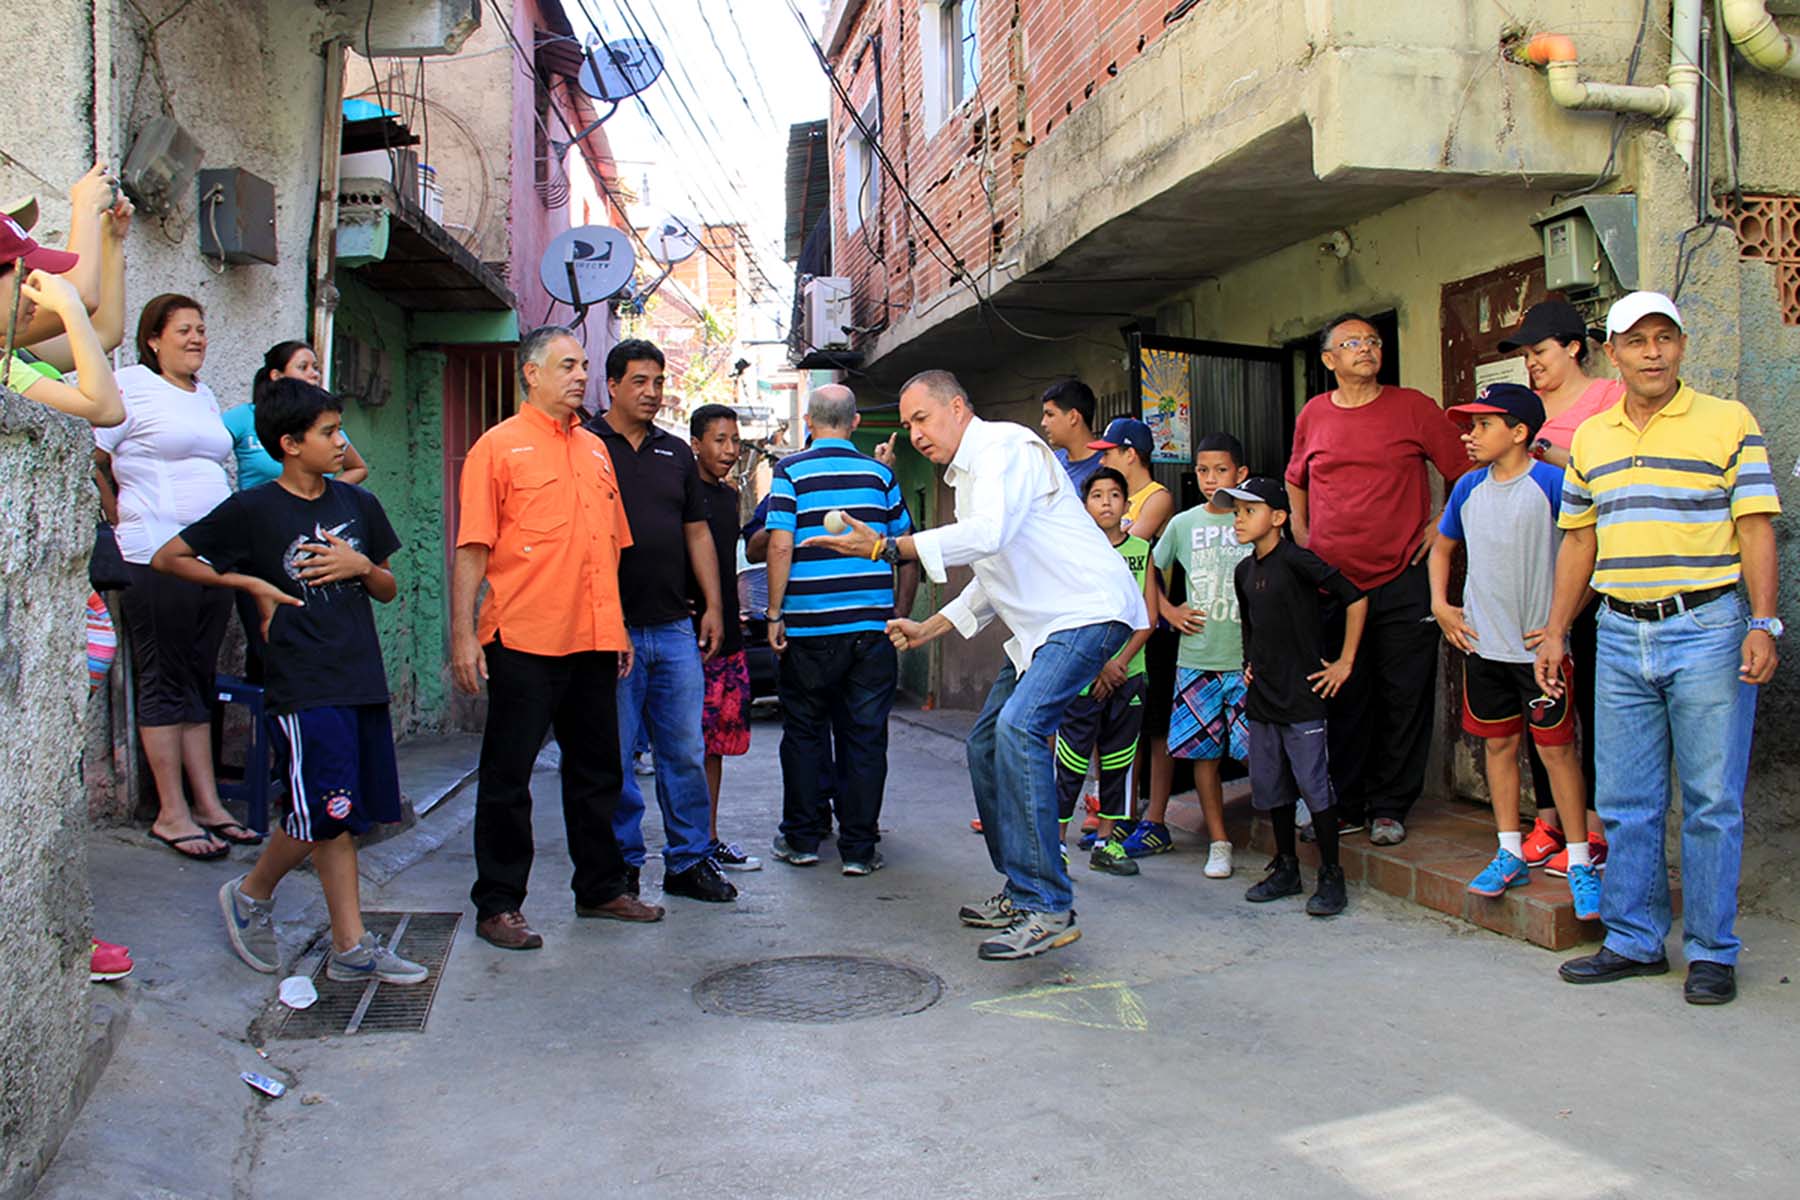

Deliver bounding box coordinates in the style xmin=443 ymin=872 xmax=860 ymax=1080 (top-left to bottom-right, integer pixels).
xmin=1560 ymin=383 xmax=1780 ymax=601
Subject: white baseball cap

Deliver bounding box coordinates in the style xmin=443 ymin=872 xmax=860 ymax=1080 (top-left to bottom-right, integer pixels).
xmin=1605 ymin=291 xmax=1684 ymax=339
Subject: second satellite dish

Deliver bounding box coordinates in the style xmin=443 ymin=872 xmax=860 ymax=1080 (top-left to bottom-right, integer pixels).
xmin=578 ymin=37 xmax=665 ymax=102
xmin=540 ymin=225 xmax=636 ymax=307
xmin=649 ymin=216 xmax=701 ymax=265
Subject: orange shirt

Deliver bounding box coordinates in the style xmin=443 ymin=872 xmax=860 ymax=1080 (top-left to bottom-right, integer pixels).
xmin=456 ymin=403 xmax=633 ymax=656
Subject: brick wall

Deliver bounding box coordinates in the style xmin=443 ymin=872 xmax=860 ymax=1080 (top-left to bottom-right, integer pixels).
xmin=826 ymin=0 xmax=1186 ymax=342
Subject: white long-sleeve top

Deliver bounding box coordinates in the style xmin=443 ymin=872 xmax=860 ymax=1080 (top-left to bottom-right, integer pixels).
xmin=911 ymin=416 xmax=1148 ymax=675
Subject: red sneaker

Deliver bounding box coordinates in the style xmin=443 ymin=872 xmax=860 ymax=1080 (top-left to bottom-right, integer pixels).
xmin=1545 ymin=834 xmax=1608 ymax=878
xmin=969 ymin=818 xmax=983 ymax=834
xmin=89 ymin=940 xmax=133 ymax=983
xmin=1520 ymin=818 xmax=1566 ymax=868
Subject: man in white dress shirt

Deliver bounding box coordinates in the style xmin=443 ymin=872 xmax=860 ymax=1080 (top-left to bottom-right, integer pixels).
xmin=807 ymin=370 xmax=1147 ymax=959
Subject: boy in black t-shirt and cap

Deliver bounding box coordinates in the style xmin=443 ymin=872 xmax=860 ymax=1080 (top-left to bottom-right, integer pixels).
xmin=152 ymin=378 xmax=425 ymax=984
xmin=1227 ymin=477 xmax=1368 ymax=916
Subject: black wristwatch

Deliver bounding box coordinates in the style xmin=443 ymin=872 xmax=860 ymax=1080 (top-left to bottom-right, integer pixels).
xmin=880 ymin=536 xmax=901 ymax=565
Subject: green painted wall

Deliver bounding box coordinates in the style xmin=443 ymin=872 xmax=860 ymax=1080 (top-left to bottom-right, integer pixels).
xmin=335 ymin=275 xmax=452 ymax=734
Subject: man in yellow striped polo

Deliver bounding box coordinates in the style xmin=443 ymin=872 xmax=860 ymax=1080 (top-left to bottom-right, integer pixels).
xmin=1534 ymin=291 xmax=1781 ymax=1007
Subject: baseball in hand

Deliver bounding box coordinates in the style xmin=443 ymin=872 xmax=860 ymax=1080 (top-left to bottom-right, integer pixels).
xmin=823 ymin=509 xmax=849 ymax=534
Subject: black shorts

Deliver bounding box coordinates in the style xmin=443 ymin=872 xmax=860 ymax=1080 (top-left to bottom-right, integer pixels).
xmin=1461 ymin=655 xmax=1575 ymax=747
xmin=1248 ymin=718 xmax=1335 ymax=814
xmin=118 ymin=561 xmax=231 ymax=725
xmin=1139 ymin=628 xmax=1180 ymax=739
xmin=272 ymin=704 xmax=402 ymax=842
xmin=1055 ymin=674 xmax=1146 ymax=821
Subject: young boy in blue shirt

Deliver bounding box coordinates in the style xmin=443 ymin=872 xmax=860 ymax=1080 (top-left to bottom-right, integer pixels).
xmin=1428 ymin=382 xmax=1597 ymax=919
xmin=153 ymin=378 xmax=425 ymax=985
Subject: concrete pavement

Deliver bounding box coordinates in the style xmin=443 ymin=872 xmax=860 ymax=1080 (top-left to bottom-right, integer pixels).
xmin=40 ymin=712 xmax=1800 ymax=1199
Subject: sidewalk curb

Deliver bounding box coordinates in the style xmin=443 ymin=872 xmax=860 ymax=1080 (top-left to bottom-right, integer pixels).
xmin=9 ymin=997 xmax=130 ymax=1200
xmin=356 ymin=768 xmax=480 ymax=889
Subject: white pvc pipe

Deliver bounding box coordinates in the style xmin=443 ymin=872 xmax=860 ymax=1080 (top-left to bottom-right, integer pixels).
xmin=1666 ymin=0 xmax=1704 ymax=167
xmin=1721 ymin=0 xmax=1800 ymax=77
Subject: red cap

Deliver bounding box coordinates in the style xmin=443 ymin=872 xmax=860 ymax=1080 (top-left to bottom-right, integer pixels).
xmin=0 ymin=214 xmax=79 ymax=274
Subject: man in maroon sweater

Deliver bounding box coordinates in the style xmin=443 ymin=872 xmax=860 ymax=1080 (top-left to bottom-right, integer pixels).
xmin=1286 ymin=314 xmax=1470 ymax=845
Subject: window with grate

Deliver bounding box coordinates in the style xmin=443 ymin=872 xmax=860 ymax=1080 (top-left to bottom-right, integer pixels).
xmin=1721 ymin=194 xmax=1800 ymax=324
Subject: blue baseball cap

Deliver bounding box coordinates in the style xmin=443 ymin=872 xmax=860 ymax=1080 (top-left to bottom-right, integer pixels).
xmin=1089 ymin=416 xmax=1152 ymax=460
xmin=1449 ymin=381 xmax=1546 ymax=439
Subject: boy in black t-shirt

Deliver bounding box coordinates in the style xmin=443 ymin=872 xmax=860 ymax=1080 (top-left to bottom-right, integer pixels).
xmin=1226 ymin=478 xmax=1368 ymax=917
xmin=152 ymin=379 xmax=425 ymax=985
xmin=689 ymin=404 xmax=761 ymax=873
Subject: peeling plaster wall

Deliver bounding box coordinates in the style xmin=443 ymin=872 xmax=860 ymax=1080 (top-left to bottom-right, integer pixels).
xmin=0 ymin=394 xmax=98 ymax=1199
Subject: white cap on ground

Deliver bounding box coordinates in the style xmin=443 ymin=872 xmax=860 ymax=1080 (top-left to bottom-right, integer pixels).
xmin=1605 ymin=291 xmax=1684 ymax=338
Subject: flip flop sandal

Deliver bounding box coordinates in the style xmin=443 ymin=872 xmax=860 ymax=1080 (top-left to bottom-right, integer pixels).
xmin=148 ymin=830 xmax=230 ymax=861
xmin=203 ymin=822 xmax=264 ymax=846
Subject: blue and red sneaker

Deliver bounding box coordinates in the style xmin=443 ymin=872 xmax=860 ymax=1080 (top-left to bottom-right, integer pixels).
xmin=1467 ymin=848 xmax=1530 ymax=897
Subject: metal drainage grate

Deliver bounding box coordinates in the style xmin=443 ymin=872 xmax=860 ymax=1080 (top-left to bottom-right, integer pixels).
xmin=273 ymin=912 xmax=461 ymax=1039
xmin=693 ymin=956 xmax=943 ymax=1024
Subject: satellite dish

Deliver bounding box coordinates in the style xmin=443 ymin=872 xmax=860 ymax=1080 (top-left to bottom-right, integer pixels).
xmin=540 ymin=225 xmax=637 ymax=307
xmin=649 ymin=215 xmax=701 ymax=265
xmin=577 ymin=38 xmax=665 ymax=103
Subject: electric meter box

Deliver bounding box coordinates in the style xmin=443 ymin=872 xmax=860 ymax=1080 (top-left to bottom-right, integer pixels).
xmin=1540 ymin=214 xmax=1600 ymax=293
xmin=197 ymin=168 xmax=278 ymax=266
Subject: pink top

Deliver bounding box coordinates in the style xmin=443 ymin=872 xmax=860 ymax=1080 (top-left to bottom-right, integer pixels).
xmin=1538 ymin=377 xmax=1626 ymax=450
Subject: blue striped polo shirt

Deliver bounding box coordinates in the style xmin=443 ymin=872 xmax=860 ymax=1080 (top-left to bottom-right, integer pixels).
xmin=766 ymin=437 xmax=914 ymax=636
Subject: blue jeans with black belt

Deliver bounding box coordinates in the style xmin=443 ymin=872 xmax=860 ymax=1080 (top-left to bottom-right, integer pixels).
xmin=613 ymin=620 xmax=713 ymax=874
xmin=965 ymin=621 xmax=1131 ymax=914
xmin=1593 ymin=593 xmax=1758 ymax=966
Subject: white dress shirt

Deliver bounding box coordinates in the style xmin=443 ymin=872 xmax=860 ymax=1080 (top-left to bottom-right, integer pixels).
xmin=912 ymin=416 xmax=1148 ymax=675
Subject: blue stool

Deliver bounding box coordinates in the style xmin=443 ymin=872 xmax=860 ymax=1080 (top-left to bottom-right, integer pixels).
xmin=212 ymin=674 xmax=271 ymax=835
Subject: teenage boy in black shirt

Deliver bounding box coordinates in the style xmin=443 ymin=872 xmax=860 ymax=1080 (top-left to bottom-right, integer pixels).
xmin=1227 ymin=478 xmax=1368 ymax=916
xmin=153 ymin=378 xmax=425 ymax=984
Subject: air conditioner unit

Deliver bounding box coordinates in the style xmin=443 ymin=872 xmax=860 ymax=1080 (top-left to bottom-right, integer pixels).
xmin=802 ymin=276 xmax=853 ymax=350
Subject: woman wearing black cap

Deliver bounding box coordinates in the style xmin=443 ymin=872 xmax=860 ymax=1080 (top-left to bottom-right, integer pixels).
xmin=1497 ymin=299 xmax=1621 ymax=874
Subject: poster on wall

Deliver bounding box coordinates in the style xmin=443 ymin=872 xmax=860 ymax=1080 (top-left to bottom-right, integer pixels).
xmin=1139 ymin=345 xmax=1192 ymax=464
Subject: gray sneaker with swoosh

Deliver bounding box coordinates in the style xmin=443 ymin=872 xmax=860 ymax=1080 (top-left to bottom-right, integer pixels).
xmin=220 ymin=875 xmax=279 ymax=974
xmin=326 ymin=932 xmax=428 ymax=985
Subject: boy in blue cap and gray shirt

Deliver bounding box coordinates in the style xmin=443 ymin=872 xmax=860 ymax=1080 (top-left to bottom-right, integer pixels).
xmin=1429 ymin=381 xmax=1597 ymax=918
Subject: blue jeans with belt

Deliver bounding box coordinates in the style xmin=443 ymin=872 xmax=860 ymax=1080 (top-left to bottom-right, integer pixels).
xmin=613 ymin=620 xmax=713 ymax=874
xmin=965 ymin=621 xmax=1131 ymax=914
xmin=1593 ymin=593 xmax=1758 ymax=966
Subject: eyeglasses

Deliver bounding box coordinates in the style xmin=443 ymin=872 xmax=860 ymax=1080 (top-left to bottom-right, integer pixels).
xmin=1331 ymin=336 xmax=1383 ymax=352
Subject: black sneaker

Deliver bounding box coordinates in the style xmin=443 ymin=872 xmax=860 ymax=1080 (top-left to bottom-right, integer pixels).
xmin=1245 ymin=855 xmax=1303 ymax=903
xmin=1306 ymin=864 xmax=1347 ymax=916
xmin=663 ymin=858 xmax=738 ymax=903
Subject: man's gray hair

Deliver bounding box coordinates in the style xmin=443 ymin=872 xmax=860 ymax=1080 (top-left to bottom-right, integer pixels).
xmin=807 ymin=383 xmax=858 ymax=430
xmin=518 ymin=324 xmax=578 ymax=392
xmin=900 ymin=368 xmax=971 ymax=410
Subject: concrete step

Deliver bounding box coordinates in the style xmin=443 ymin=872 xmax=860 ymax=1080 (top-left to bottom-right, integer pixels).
xmin=1161 ymin=786 xmax=1677 ymax=952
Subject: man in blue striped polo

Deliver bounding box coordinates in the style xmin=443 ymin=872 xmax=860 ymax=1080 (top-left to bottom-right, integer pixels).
xmin=764 ymin=385 xmax=919 ymax=875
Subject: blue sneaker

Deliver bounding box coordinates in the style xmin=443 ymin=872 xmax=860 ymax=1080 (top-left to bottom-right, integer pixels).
xmin=1567 ymin=862 xmax=1602 ymax=921
xmin=1077 ymin=829 xmax=1098 ymax=851
xmin=1467 ymin=848 xmax=1530 ymax=897
xmin=1121 ymin=821 xmax=1173 ymax=859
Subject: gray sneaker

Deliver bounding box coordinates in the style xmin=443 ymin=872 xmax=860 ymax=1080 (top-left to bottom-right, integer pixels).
xmin=219 ymin=875 xmax=279 ymax=974
xmin=977 ymin=910 xmax=1081 ymax=960
xmin=842 ymin=850 xmax=885 ymax=877
xmin=326 ymin=932 xmax=428 ymax=985
xmin=1369 ymin=818 xmax=1407 ymax=846
xmin=957 ymin=890 xmax=1017 ymax=929
xmin=771 ymin=835 xmax=820 ymax=866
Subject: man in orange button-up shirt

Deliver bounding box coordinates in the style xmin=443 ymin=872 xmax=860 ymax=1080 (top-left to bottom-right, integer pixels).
xmin=452 ymin=325 xmax=664 ymax=949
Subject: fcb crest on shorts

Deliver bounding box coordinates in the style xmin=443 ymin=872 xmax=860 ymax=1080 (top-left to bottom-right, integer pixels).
xmin=325 ymin=791 xmax=353 ymax=821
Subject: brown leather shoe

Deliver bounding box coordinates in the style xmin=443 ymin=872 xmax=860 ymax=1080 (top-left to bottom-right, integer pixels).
xmin=576 ymin=893 xmax=665 ymax=922
xmin=476 ymin=910 xmax=544 ymax=950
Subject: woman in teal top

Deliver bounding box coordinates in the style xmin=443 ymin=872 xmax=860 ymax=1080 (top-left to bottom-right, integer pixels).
xmin=223 ymin=340 xmax=368 ymax=489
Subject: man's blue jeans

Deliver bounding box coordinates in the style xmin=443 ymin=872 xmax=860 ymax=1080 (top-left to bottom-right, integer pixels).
xmin=614 ymin=620 xmax=713 ymax=874
xmin=1594 ymin=593 xmax=1758 ymax=966
xmin=965 ymin=621 xmax=1130 ymax=913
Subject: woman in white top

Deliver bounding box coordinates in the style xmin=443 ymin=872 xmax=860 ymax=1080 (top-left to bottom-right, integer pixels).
xmin=94 ymin=294 xmax=255 ymax=858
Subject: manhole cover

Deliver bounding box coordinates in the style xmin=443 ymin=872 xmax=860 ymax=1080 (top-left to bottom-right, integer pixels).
xmin=273 ymin=912 xmax=460 ymax=1038
xmin=694 ymin=956 xmax=943 ymax=1023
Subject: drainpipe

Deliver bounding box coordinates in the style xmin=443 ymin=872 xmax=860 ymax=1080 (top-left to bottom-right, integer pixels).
xmin=1721 ymin=0 xmax=1800 ymax=77
xmin=1522 ymin=0 xmax=1704 ymax=168
xmin=310 ymin=39 xmax=347 ymax=386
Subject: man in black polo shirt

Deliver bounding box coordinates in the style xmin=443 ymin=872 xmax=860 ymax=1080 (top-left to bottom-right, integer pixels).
xmin=587 ymin=339 xmax=734 ymax=903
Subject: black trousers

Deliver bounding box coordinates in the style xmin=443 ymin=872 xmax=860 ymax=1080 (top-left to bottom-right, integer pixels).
xmin=471 ymin=639 xmax=628 ymax=920
xmin=1323 ymin=561 xmax=1439 ymax=824
xmin=776 ymin=631 xmax=898 ymax=862
xmin=1527 ymin=595 xmax=1600 ymax=814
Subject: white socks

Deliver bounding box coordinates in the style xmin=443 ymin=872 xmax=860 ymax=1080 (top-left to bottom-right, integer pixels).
xmin=1565 ymin=839 xmax=1592 ymax=868
xmin=1499 ymin=831 xmax=1524 ymax=858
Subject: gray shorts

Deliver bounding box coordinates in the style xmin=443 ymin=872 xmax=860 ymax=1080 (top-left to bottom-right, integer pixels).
xmin=1248 ymin=718 xmax=1337 ymax=814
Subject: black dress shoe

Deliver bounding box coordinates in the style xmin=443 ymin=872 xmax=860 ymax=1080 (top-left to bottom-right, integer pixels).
xmin=1684 ymin=961 xmax=1737 ymax=1005
xmin=1559 ymin=945 xmax=1671 ymax=984
xmin=662 ymin=858 xmax=738 ymax=903
xmin=625 ymin=865 xmax=640 ymax=896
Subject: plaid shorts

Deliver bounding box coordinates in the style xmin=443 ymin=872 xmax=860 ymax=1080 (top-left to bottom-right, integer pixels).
xmin=703 ymin=650 xmax=752 ymax=757
xmin=1167 ymin=667 xmax=1248 ymax=762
